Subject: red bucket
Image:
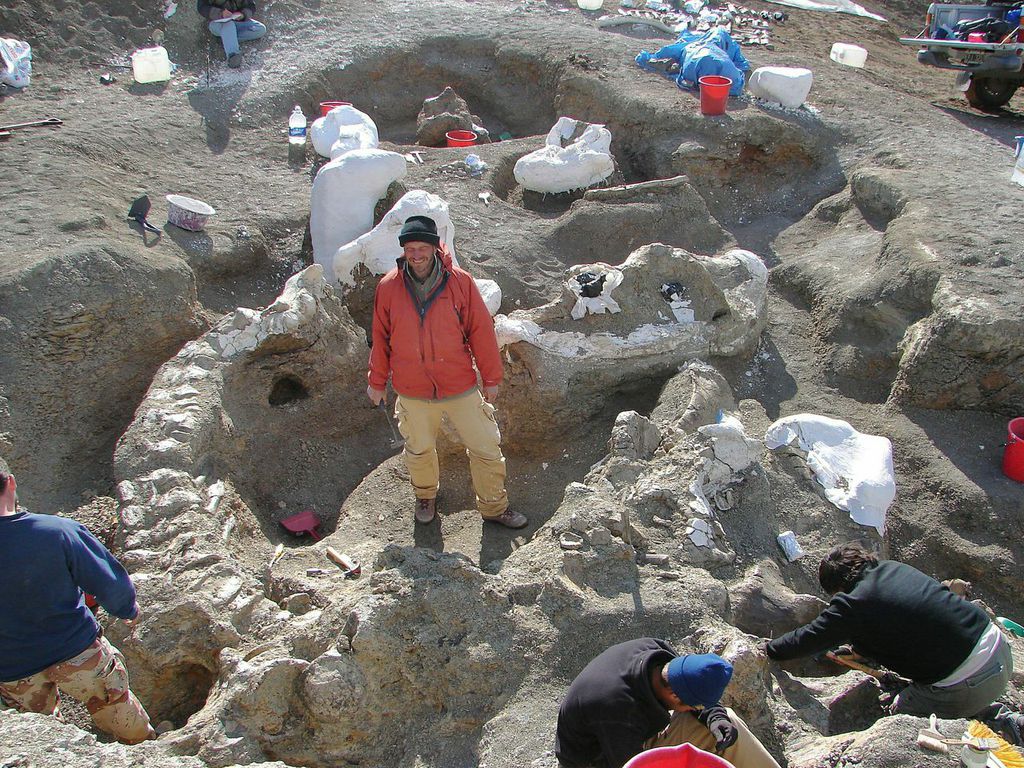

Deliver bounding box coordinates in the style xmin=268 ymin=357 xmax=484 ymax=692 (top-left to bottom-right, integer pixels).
xmin=319 ymin=100 xmax=352 ymax=117
xmin=1003 ymin=417 xmax=1024 ymax=482
xmin=698 ymin=75 xmax=732 ymax=116
xmin=623 ymin=743 xmax=732 ymax=768
xmin=446 ymin=129 xmax=477 ymax=148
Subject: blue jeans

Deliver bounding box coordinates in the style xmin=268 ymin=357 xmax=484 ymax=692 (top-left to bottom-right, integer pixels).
xmin=208 ymin=19 xmax=266 ymax=58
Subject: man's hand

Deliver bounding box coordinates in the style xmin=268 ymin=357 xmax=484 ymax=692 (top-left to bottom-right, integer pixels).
xmin=482 ymin=384 xmax=499 ymax=403
xmin=367 ymin=385 xmax=386 ymax=406
xmin=123 ymin=603 xmax=141 ymax=630
xmin=220 ymin=9 xmax=235 ymax=18
xmin=698 ymin=706 xmax=738 ymax=753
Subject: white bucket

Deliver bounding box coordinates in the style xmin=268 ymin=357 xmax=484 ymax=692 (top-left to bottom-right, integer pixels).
xmin=577 ymin=0 xmax=604 ymax=8
xmin=829 ymin=43 xmax=867 ymax=68
xmin=131 ymin=46 xmax=171 ymax=83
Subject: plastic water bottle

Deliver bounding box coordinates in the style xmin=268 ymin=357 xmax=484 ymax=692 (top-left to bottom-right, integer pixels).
xmin=288 ymin=106 xmax=306 ymax=145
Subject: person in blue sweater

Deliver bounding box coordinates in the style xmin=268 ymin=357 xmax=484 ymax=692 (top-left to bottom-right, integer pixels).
xmin=0 ymin=459 xmax=155 ymax=743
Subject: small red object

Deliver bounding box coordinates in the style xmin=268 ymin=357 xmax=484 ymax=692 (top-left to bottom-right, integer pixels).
xmin=1003 ymin=417 xmax=1024 ymax=482
xmin=623 ymin=743 xmax=733 ymax=768
xmin=698 ymin=75 xmax=732 ymax=116
xmin=967 ymin=32 xmax=987 ymax=42
xmin=319 ymin=100 xmax=352 ymax=117
xmin=280 ymin=508 xmax=322 ymax=540
xmin=446 ymin=129 xmax=477 ymax=147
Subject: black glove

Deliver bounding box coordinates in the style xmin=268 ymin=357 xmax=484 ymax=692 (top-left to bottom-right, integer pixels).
xmin=698 ymin=705 xmax=738 ymax=753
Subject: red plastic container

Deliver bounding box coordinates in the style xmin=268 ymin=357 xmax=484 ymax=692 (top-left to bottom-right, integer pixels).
xmin=967 ymin=32 xmax=987 ymax=42
xmin=319 ymin=100 xmax=352 ymax=117
xmin=1003 ymin=417 xmax=1024 ymax=482
xmin=623 ymin=743 xmax=732 ymax=768
xmin=698 ymin=75 xmax=732 ymax=116
xmin=445 ymin=129 xmax=477 ymax=147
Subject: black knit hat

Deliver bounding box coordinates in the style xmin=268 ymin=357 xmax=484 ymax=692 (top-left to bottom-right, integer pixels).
xmin=398 ymin=215 xmax=440 ymax=247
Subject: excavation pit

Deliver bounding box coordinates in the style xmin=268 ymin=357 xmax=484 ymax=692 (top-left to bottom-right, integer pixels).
xmin=304 ymin=38 xmax=560 ymax=146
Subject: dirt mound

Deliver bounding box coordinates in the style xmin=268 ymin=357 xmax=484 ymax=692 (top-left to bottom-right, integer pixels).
xmin=2 ymin=0 xmax=1024 ymax=765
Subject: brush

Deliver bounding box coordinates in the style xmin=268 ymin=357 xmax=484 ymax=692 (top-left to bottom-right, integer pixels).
xmin=918 ymin=714 xmax=948 ymax=754
xmin=969 ymin=720 xmax=1024 ymax=768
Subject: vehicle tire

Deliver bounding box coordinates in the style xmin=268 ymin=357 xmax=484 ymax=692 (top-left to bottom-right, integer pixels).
xmin=964 ymin=76 xmax=1018 ymax=109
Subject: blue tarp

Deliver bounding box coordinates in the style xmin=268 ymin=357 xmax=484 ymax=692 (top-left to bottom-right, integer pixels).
xmin=636 ymin=28 xmax=750 ymax=96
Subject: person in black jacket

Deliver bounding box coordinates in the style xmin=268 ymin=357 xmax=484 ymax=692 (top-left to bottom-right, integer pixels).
xmin=766 ymin=542 xmax=1012 ymax=718
xmin=196 ymin=0 xmax=265 ymax=68
xmin=555 ymin=638 xmax=780 ymax=768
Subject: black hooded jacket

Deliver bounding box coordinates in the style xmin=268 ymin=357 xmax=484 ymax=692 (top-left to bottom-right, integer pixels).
xmin=556 ymin=638 xmax=677 ymax=768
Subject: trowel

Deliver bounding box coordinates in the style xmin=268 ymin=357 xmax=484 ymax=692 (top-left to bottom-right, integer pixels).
xmin=128 ymin=195 xmax=162 ymax=234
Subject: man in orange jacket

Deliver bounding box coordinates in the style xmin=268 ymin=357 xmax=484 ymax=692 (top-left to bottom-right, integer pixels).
xmin=367 ymin=216 xmax=527 ymax=529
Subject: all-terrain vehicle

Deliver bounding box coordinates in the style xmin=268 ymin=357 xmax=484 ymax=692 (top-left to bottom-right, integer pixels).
xmin=900 ymin=2 xmax=1024 ymax=109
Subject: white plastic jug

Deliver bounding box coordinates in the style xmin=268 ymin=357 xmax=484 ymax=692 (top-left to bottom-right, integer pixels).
xmin=829 ymin=43 xmax=867 ymax=68
xmin=1012 ymin=135 xmax=1024 ymax=187
xmin=131 ymin=46 xmax=171 ymax=83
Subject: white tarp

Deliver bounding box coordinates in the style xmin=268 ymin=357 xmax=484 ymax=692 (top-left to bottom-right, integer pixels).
xmin=764 ymin=414 xmax=894 ymax=534
xmin=763 ymin=0 xmax=885 ymax=21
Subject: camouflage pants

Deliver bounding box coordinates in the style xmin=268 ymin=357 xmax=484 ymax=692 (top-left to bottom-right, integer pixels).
xmin=0 ymin=634 xmax=154 ymax=744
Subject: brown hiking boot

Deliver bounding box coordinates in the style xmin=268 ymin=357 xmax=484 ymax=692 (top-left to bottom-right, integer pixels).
xmin=415 ymin=497 xmax=436 ymax=524
xmin=484 ymin=508 xmax=528 ymax=529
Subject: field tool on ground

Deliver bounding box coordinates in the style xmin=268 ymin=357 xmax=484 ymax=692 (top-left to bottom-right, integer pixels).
xmin=0 ymin=117 xmax=63 ymax=139
xmin=326 ymin=546 xmax=361 ymax=578
xmin=279 ymin=508 xmax=322 ymax=540
xmin=379 ymin=401 xmax=403 ymax=448
xmin=128 ymin=195 xmax=162 ymax=234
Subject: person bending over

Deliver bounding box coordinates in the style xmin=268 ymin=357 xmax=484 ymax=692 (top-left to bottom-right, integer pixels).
xmin=766 ymin=541 xmax=1012 ymax=718
xmin=556 ymin=637 xmax=780 ymax=768
xmin=0 ymin=458 xmax=155 ymax=743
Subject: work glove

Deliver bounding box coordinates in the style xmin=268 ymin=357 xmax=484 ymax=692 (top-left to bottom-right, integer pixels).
xmin=698 ymin=706 xmax=738 ymax=753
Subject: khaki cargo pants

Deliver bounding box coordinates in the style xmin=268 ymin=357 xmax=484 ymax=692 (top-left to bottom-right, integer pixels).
xmin=0 ymin=634 xmax=154 ymax=744
xmin=645 ymin=707 xmax=782 ymax=768
xmin=396 ymin=388 xmax=509 ymax=517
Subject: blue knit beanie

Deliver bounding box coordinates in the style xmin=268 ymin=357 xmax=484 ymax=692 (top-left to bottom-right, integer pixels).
xmin=666 ymin=654 xmax=733 ymax=708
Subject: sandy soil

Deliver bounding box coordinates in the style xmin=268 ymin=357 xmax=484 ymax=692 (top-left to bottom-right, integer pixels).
xmin=2 ymin=0 xmax=1023 ymax=643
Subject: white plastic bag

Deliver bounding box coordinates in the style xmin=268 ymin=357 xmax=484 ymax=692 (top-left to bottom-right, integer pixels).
xmin=0 ymin=38 xmax=32 ymax=88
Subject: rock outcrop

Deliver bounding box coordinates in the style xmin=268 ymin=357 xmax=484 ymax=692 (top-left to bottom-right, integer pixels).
xmin=0 ymin=246 xmax=203 ymax=510
xmin=415 ymin=86 xmax=489 ymax=147
xmin=494 ymin=243 xmax=768 ymax=446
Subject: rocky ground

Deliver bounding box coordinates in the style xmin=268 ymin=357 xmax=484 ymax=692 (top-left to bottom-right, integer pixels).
xmin=1 ymin=0 xmax=1023 ymax=766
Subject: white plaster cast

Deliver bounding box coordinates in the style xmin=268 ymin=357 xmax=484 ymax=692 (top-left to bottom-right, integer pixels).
xmin=764 ymin=413 xmax=895 ymax=535
xmin=309 ymin=149 xmax=407 ymax=282
xmin=513 ymin=117 xmax=615 ymax=194
xmin=310 ymin=105 xmax=379 ymax=158
xmin=476 ymin=279 xmax=502 ymax=317
xmin=698 ymin=414 xmax=762 ymax=474
xmin=210 ymin=265 xmax=328 ymax=359
xmin=567 ymin=265 xmax=624 ymax=320
xmin=332 ymin=190 xmax=457 ymax=286
xmin=747 ymin=66 xmax=814 ymax=109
